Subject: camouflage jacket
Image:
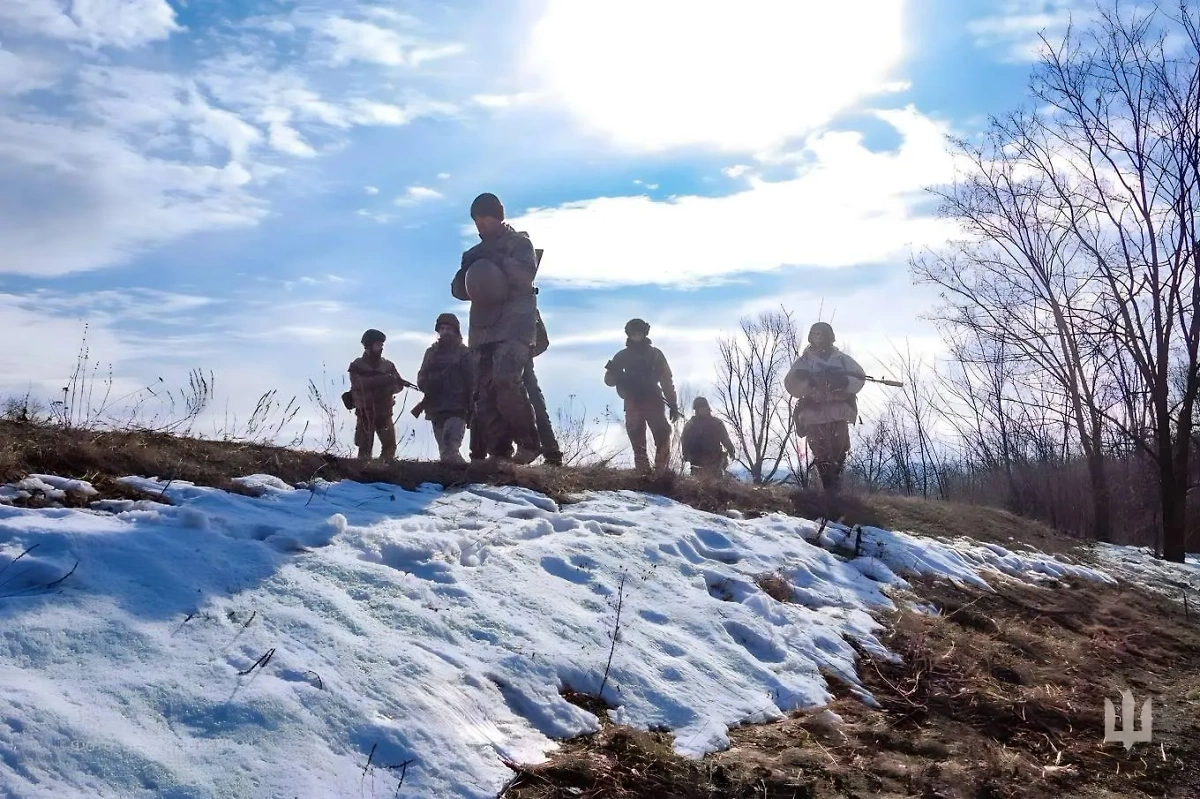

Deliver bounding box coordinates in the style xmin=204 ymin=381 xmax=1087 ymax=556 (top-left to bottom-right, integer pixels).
xmin=450 ymin=224 xmax=539 ymax=348
xmin=681 ymin=414 xmax=736 ymax=465
xmin=416 ymin=335 xmax=474 ymax=421
xmin=604 ymin=338 xmax=679 ymax=411
xmin=783 ymin=345 xmax=866 ymax=428
xmin=348 ymin=354 xmax=404 ymax=413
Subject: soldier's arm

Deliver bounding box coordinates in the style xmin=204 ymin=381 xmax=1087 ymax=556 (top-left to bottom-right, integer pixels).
xmin=783 ymin=356 xmax=814 ymax=399
xmin=500 ymin=236 xmax=537 ymax=294
xmin=603 ymin=355 xmax=621 ymax=387
xmin=451 ymin=252 xmax=471 ymax=301
xmin=719 ymin=420 xmax=737 ymax=456
xmin=657 ymin=351 xmax=679 ymax=411
xmin=836 ymin=354 xmax=868 ymax=395
xmin=416 ymin=349 xmax=436 ymax=393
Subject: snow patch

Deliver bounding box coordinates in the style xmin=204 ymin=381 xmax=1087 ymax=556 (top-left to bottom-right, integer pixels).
xmin=0 ymin=473 xmax=1116 ymax=798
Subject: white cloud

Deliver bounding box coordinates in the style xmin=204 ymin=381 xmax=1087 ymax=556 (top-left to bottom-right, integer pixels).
xmin=0 ymin=7 xmax=461 ymax=277
xmin=314 ymin=15 xmax=463 ymax=67
xmin=507 ymin=106 xmax=957 ymax=288
xmin=0 ymin=0 xmax=182 ymax=49
xmin=394 ymin=185 xmax=444 ymax=206
xmin=525 ymin=0 xmax=907 ymax=153
xmin=364 ymin=185 xmax=379 ymax=194
xmin=471 ymin=92 xmax=539 ymax=110
xmin=966 ymin=0 xmax=1090 ymax=62
xmin=437 ymin=172 xmax=450 ymax=180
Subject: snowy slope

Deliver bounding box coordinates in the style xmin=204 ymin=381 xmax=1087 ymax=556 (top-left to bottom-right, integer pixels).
xmin=0 ymin=473 xmax=1114 ymax=799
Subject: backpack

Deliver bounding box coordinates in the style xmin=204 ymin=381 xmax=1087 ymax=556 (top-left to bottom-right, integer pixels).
xmin=615 ymin=346 xmax=662 ymax=400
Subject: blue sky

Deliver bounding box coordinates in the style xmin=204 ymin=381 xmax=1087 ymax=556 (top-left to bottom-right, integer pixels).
xmin=0 ymin=0 xmax=1094 ymax=457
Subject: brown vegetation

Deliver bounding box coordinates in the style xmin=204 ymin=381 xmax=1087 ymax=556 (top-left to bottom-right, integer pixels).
xmin=501 ymin=576 xmax=1200 ymax=799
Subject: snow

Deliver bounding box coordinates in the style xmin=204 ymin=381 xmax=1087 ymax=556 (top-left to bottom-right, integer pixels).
xmin=0 ymin=473 xmax=1117 ymax=798
xmin=1087 ymin=542 xmax=1200 ymax=603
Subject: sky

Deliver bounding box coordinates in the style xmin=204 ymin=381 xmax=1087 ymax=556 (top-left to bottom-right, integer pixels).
xmin=0 ymin=0 xmax=1098 ymax=459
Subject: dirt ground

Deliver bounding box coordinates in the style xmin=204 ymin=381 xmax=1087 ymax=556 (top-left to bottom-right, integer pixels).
xmin=499 ymin=575 xmax=1200 ymax=799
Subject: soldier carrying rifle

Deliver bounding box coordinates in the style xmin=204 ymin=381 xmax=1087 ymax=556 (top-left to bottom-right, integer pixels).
xmin=783 ymin=322 xmax=865 ymax=493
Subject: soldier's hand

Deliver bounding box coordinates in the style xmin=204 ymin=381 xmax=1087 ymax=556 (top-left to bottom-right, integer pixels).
xmin=669 ymin=408 xmax=683 ymax=423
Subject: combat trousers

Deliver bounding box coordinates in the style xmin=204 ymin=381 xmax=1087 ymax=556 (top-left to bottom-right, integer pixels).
xmin=432 ymin=416 xmax=467 ymax=463
xmin=355 ymin=405 xmax=397 ymax=460
xmin=474 ymin=340 xmax=539 ymax=457
xmin=807 ymin=420 xmax=850 ymax=492
xmin=624 ymin=397 xmax=671 ymax=471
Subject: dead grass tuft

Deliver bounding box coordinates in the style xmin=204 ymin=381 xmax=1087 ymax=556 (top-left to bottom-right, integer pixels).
xmin=755 ymin=572 xmax=794 ymax=603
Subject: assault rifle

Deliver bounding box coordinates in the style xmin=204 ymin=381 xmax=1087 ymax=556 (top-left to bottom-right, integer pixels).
xmin=341 ymin=376 xmax=420 ymax=412
xmin=792 ymin=366 xmax=904 ymax=389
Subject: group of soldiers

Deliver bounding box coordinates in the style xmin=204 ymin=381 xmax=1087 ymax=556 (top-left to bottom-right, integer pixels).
xmin=343 ymin=192 xmax=866 ymax=492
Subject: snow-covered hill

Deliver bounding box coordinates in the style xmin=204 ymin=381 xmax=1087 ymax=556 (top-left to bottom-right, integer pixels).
xmin=0 ymin=473 xmax=1114 ymax=798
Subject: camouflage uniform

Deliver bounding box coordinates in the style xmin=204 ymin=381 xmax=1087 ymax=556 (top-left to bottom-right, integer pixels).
xmin=681 ymin=400 xmax=736 ymax=478
xmin=451 ymin=222 xmax=540 ymax=461
xmin=416 ymin=314 xmax=474 ymax=464
xmin=783 ymin=323 xmax=865 ymax=492
xmin=605 ymin=330 xmax=679 ymax=471
xmin=348 ymin=352 xmax=405 ymax=460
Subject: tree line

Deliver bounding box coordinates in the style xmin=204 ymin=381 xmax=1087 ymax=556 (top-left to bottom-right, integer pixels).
xmin=682 ymin=3 xmax=1200 ymax=563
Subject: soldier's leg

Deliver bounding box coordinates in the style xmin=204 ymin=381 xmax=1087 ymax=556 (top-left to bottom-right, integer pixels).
xmin=646 ymin=403 xmax=673 ymax=471
xmin=491 ymin=340 xmax=539 ymax=461
xmin=826 ymin=420 xmax=851 ymax=492
xmin=432 ymin=419 xmax=448 ymax=461
xmin=523 ymin=362 xmax=562 ymax=465
xmin=473 ymin=345 xmax=503 ymax=458
xmin=440 ymin=417 xmax=467 ymax=463
xmin=377 ymin=410 xmax=397 ymax=461
xmin=624 ymin=401 xmax=650 ymax=471
xmin=807 ymin=423 xmax=837 ymax=492
xmin=354 ymin=409 xmax=374 ymax=460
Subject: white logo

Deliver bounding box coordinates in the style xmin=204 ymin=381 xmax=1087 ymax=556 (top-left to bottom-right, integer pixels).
xmin=1103 ymin=689 xmax=1152 ymax=750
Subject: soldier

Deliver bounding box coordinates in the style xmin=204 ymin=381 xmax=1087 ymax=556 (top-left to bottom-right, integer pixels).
xmin=348 ymin=329 xmax=408 ymax=462
xmin=681 ymin=396 xmax=737 ymax=478
xmin=783 ymin=322 xmax=866 ymax=493
xmin=604 ymin=318 xmax=682 ymax=473
xmin=451 ymin=192 xmax=542 ymax=465
xmin=416 ymin=313 xmax=473 ymax=464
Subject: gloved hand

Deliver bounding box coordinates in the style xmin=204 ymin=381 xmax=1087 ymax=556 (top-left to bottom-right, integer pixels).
xmin=824 ymin=372 xmax=849 ymax=391
xmin=669 ymin=407 xmax=683 ymax=423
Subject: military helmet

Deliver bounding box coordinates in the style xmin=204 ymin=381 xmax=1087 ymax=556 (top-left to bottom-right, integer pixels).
xmin=808 ymin=321 xmax=835 ymax=343
xmin=361 ymin=328 xmax=386 ymax=346
xmin=435 ymin=313 xmax=461 ymax=334
xmin=625 ymin=318 xmax=650 ymax=336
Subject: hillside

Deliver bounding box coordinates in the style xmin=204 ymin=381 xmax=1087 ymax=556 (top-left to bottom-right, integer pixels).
xmin=0 ymin=422 xmax=1197 ymax=798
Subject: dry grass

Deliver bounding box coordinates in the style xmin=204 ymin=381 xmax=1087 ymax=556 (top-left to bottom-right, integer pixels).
xmin=505 ymin=576 xmax=1200 ymax=799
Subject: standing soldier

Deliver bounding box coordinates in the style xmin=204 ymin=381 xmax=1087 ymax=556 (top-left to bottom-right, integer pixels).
xmin=416 ymin=313 xmax=473 ymax=464
xmin=604 ymin=318 xmax=682 ymax=473
xmin=348 ymin=329 xmax=408 ymax=462
xmin=681 ymin=396 xmax=737 ymax=478
xmin=451 ymin=192 xmax=542 ymax=465
xmin=783 ymin=322 xmax=865 ymax=493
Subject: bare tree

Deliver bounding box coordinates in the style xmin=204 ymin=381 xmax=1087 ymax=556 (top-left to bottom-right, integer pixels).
xmin=714 ymin=308 xmax=800 ymax=484
xmin=1022 ymin=3 xmax=1200 ymax=560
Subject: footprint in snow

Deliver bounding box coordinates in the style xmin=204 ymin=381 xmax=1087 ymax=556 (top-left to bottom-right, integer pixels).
xmin=639 ymin=609 xmax=670 ymax=625
xmin=539 ymin=556 xmax=592 ymax=585
xmin=723 ymin=620 xmax=787 ymax=664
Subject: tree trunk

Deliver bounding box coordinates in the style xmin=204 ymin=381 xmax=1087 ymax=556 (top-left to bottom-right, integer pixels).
xmin=1087 ymin=448 xmax=1112 ymax=543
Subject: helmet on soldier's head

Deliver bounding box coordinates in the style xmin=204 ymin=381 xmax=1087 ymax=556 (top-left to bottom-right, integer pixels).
xmin=361 ymin=329 xmax=386 ymax=346
xmin=808 ymin=322 xmax=835 ymax=344
xmin=693 ymin=396 xmax=710 ymax=411
xmin=625 ymin=318 xmax=650 ymax=337
xmin=435 ymin=313 xmax=461 ymax=334
xmin=465 ymin=259 xmax=508 ymax=304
